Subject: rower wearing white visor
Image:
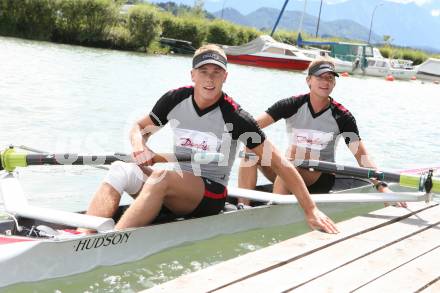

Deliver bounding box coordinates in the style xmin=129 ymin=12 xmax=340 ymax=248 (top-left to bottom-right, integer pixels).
xmin=238 ymin=59 xmax=407 ymax=208
xmin=81 ymin=45 xmax=339 ymax=234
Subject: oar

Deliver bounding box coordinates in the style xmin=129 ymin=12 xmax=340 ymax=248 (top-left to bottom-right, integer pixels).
xmin=228 ymin=187 xmax=431 ymax=205
xmin=14 ymin=144 xmax=111 ymax=171
xmin=297 ymin=160 xmax=439 ymax=193
xmin=240 ymin=152 xmax=439 ymax=193
xmin=0 ymin=147 xmax=224 ymax=172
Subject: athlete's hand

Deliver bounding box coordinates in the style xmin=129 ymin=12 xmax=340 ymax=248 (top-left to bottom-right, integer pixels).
xmin=381 ymin=187 xmax=408 ymax=208
xmin=132 ymin=147 xmax=155 ymax=166
xmin=305 ymin=207 xmax=339 ymax=234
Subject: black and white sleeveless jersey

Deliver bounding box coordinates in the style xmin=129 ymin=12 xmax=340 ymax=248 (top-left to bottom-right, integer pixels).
xmin=149 ymin=86 xmax=265 ymax=186
xmin=266 ymin=93 xmax=360 ymax=162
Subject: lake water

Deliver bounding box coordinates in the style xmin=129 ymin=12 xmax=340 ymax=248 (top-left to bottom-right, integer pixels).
xmin=1 ymin=36 xmax=439 ymax=292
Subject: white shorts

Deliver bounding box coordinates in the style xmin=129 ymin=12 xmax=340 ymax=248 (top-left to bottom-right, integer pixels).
xmin=104 ymin=161 xmax=147 ymax=195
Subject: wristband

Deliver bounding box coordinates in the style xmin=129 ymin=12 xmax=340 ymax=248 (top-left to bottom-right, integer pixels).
xmin=374 ymin=181 xmax=388 ymax=190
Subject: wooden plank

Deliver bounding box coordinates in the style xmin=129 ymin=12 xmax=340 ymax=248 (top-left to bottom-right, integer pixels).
xmin=293 ymin=224 xmax=440 ymax=292
xmin=144 ymin=202 xmax=436 ymax=292
xmin=355 ymin=246 xmax=440 ymax=292
xmin=212 ymin=204 xmax=440 ymax=292
xmin=418 ymin=278 xmax=440 ymax=293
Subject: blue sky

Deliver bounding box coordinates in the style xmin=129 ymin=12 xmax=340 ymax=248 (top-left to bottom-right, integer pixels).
xmin=322 ymin=0 xmax=440 ymax=17
xmin=149 ymin=0 xmax=440 ymax=17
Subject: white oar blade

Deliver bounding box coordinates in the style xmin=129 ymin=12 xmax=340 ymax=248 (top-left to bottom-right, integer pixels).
xmin=0 ymin=173 xmax=114 ymax=232
xmin=228 ymin=187 xmax=426 ymax=205
xmin=11 ymin=206 xmax=115 ymax=232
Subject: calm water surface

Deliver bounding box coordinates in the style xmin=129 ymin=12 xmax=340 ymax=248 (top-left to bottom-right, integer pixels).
xmin=1 ymin=36 xmax=439 ymax=292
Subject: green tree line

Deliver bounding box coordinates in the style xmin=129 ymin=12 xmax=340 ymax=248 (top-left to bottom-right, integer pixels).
xmin=0 ymin=0 xmax=438 ymax=64
xmin=0 ymin=0 xmax=259 ymax=52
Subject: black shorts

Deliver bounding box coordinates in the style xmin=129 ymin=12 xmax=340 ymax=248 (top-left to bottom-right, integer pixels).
xmin=186 ymin=177 xmax=227 ymax=218
xmin=152 ymin=177 xmax=227 ymax=223
xmin=307 ymin=173 xmax=335 ymax=194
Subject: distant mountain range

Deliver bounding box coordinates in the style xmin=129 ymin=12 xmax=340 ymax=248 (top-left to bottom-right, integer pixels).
xmin=301 ymin=0 xmax=440 ymax=52
xmin=149 ymin=0 xmax=440 ymax=52
xmin=212 ymin=7 xmax=382 ymax=45
xmin=207 ymin=0 xmax=440 ymax=53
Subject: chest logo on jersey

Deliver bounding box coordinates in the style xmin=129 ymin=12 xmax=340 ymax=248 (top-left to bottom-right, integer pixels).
xmin=180 ymin=137 xmax=209 ymax=151
xmin=174 ymin=128 xmax=220 ymax=152
xmin=292 ymin=128 xmax=333 ymax=150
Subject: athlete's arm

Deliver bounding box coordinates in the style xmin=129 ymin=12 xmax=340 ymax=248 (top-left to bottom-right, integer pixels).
xmin=349 ymin=140 xmax=377 ymax=169
xmin=130 ymin=115 xmax=160 ymax=166
xmin=131 ymin=87 xmax=185 ymax=165
xmin=238 ymin=113 xmax=276 ymax=192
xmin=251 ymin=140 xmax=339 ymax=234
xmin=255 ymin=112 xmax=275 ymax=129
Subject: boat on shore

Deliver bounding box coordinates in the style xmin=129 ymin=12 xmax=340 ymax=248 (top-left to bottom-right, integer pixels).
xmin=415 ymin=58 xmax=440 ymax=81
xmin=159 ymin=37 xmax=196 ymax=55
xmin=361 ymin=48 xmax=417 ymax=80
xmin=299 ymin=47 xmax=356 ymax=74
xmin=297 ymin=35 xmax=416 ymax=80
xmin=222 ymin=35 xmax=313 ymax=71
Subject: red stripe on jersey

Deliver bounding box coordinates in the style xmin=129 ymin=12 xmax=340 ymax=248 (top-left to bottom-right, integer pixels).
xmin=223 ymin=94 xmax=238 ymax=110
xmin=331 ymin=99 xmax=349 ymax=113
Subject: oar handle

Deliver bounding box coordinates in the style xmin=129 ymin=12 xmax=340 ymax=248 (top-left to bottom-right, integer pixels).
xmin=0 ymin=147 xmax=224 ymax=172
xmin=239 ymin=151 xmax=400 ymax=182
xmin=296 ymin=160 xmax=401 ymax=182
xmin=23 ymin=152 xmax=170 ymax=165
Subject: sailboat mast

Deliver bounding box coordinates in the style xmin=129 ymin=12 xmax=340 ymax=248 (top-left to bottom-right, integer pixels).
xmin=270 ymin=0 xmax=290 ymax=36
xmin=298 ymin=0 xmax=308 ymax=36
xmin=315 ymin=0 xmax=323 ymax=37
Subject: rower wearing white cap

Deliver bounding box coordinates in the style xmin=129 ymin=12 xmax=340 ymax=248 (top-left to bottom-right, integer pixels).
xmin=82 ymin=46 xmax=339 ymax=234
xmin=239 ymin=59 xmax=406 ymax=208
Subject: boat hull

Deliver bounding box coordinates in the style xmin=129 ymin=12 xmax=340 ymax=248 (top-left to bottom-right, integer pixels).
xmin=335 ymin=62 xmax=354 ymax=73
xmin=416 ymin=71 xmax=440 ymax=82
xmin=353 ymin=67 xmax=416 ymax=80
xmin=415 ymin=58 xmax=440 ymax=81
xmin=0 ymin=176 xmax=374 ymax=287
xmin=0 ymin=198 xmax=378 ymax=287
xmin=227 ymin=54 xmax=311 ymax=71
xmin=390 ymin=69 xmax=417 ymax=80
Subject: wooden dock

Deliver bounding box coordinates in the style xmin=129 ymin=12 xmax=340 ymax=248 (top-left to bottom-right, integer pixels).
xmin=144 ymin=202 xmax=440 ymax=292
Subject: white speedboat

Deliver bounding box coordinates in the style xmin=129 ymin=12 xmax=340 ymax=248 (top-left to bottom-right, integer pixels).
xmin=222 ymin=35 xmax=313 ymax=71
xmin=300 ymin=47 xmax=354 ymax=73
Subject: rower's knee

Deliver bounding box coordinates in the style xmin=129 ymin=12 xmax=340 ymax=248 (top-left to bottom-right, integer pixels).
xmin=144 ymin=169 xmax=169 ymax=189
xmin=137 ymin=169 xmax=170 ymax=199
xmin=104 ymin=162 xmax=145 ymax=195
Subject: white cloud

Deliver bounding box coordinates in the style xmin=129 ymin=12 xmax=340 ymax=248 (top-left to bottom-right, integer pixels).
xmin=324 ymin=0 xmax=350 ymax=4
xmin=432 ymin=8 xmax=440 ymax=15
xmin=324 ymin=0 xmax=434 ymax=5
xmin=385 ymin=0 xmax=432 ymax=6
